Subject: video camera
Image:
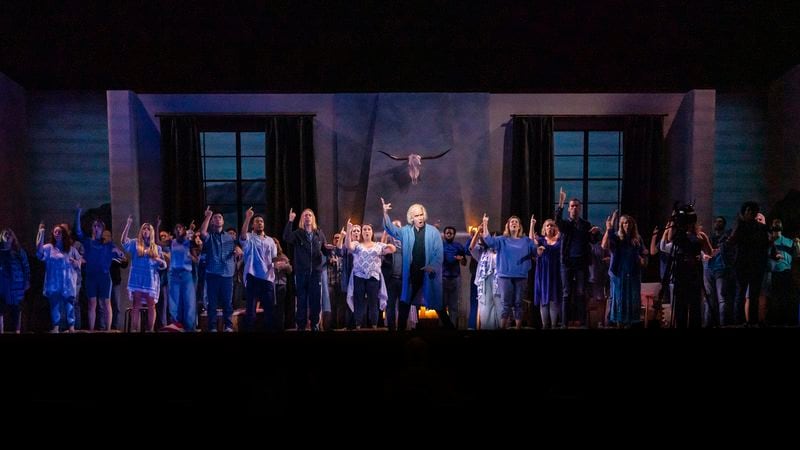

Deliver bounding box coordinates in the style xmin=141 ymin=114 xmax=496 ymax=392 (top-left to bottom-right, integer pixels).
xmin=671 ymin=201 xmax=697 ymax=229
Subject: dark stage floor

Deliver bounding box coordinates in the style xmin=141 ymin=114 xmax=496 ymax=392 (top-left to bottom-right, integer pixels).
xmin=5 ymin=328 xmax=797 ymax=418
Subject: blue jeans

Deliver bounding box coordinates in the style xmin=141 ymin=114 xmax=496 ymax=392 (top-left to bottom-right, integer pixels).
xmin=169 ymin=270 xmax=197 ymax=331
xmin=294 ymin=271 xmax=322 ymax=330
xmin=205 ymin=274 xmax=233 ymax=331
xmin=47 ymin=293 xmax=75 ymax=330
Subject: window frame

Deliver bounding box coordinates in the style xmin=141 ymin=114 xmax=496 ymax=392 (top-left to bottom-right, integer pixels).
xmin=553 ymin=128 xmax=623 ymax=226
xmin=200 ymin=130 xmax=267 ymax=232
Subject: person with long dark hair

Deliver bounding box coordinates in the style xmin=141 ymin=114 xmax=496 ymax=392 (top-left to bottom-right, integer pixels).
xmin=37 ymin=222 xmax=82 ymax=333
xmin=0 ymin=228 xmax=30 ymax=333
xmin=602 ymin=211 xmax=648 ymax=328
xmin=75 ymin=206 xmax=124 ymax=331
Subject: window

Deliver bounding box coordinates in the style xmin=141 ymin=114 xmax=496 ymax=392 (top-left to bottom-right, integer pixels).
xmin=553 ymin=131 xmax=623 ymax=227
xmin=201 ymin=131 xmax=267 ymax=232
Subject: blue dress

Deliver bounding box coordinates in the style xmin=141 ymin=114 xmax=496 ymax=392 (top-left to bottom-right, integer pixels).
xmin=608 ymin=231 xmax=646 ymax=326
xmin=534 ymin=236 xmax=562 ymax=306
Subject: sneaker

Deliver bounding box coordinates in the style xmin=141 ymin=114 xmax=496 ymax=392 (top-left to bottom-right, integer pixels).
xmin=223 ymin=327 xmax=234 ymax=332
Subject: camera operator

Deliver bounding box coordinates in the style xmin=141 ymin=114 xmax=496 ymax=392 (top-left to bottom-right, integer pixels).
xmin=727 ymin=201 xmax=770 ymax=327
xmin=662 ymin=204 xmax=712 ymax=328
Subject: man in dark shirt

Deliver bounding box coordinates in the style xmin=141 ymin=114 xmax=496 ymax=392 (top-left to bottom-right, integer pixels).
xmin=555 ymin=188 xmax=599 ymax=327
xmin=442 ymin=226 xmax=467 ymax=328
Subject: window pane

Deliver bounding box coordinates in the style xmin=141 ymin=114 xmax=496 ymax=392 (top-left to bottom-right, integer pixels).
xmin=241 ymin=158 xmax=266 ymax=179
xmin=203 ymin=132 xmax=236 ymax=156
xmin=588 ymin=180 xmax=620 ymax=203
xmin=242 ymin=181 xmax=266 ymax=205
xmin=241 ymin=132 xmax=266 ymax=156
xmin=588 ymin=131 xmax=621 ymax=155
xmin=554 ymin=132 xmax=583 ymax=156
xmin=553 ymin=180 xmax=584 ymax=204
xmin=586 ymin=204 xmax=617 ymax=229
xmin=203 ymin=157 xmax=237 ymax=180
xmin=554 ymin=156 xmax=583 ymax=179
xmin=205 ymin=182 xmax=237 ymax=205
xmin=589 ymin=156 xmax=621 ymax=178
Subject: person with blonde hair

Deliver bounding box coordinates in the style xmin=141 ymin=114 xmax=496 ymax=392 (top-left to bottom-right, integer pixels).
xmin=121 ymin=216 xmax=167 ymax=332
xmin=534 ymin=218 xmax=563 ymax=328
xmin=283 ymin=207 xmax=331 ymax=331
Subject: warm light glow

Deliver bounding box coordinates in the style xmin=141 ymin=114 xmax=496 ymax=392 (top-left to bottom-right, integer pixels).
xmin=419 ymin=306 xmax=438 ymax=319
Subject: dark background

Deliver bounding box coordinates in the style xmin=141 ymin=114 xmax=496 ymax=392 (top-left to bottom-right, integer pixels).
xmin=1 ymin=0 xmax=797 ymax=93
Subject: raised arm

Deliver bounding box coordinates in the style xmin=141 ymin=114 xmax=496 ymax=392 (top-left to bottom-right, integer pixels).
xmin=240 ymin=207 xmax=254 ymax=241
xmin=697 ymin=230 xmax=714 ymax=256
xmin=345 ymin=219 xmax=356 ymax=252
xmin=282 ymin=208 xmax=297 ymax=244
xmin=529 ymin=214 xmax=537 ymax=240
xmin=649 ymin=226 xmax=660 ymax=256
xmin=120 ymin=215 xmax=133 ymax=245
xmin=36 ymin=221 xmax=46 ymax=250
xmin=601 ymin=210 xmax=617 ymax=250
xmin=381 ymin=197 xmax=401 ymax=239
xmin=75 ymin=204 xmax=84 ymax=240
xmin=382 ymin=243 xmax=397 ymax=255
xmin=199 ymin=206 xmax=213 ymax=239
xmin=468 ymin=226 xmax=481 ymax=252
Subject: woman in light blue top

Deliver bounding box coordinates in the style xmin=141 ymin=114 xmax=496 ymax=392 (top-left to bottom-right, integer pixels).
xmin=37 ymin=223 xmax=82 ymax=333
xmin=120 ymin=216 xmax=167 ymax=332
xmin=482 ymin=214 xmax=537 ymax=329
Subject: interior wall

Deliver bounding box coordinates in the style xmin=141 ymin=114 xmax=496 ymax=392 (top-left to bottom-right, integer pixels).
xmin=768 ymin=65 xmax=800 ymax=208
xmin=0 ymin=73 xmax=30 ymax=241
xmin=715 ymin=93 xmax=768 ymax=222
xmin=26 ymin=90 xmax=109 ymax=234
xmin=489 ymin=93 xmax=687 ymax=226
xmin=131 ymin=93 xmax=337 ymax=233
xmin=104 ymin=91 xmax=703 ymax=236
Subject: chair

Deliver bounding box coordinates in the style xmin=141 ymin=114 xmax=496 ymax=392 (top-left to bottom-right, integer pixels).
xmin=124 ymin=307 xmax=149 ymax=333
xmin=640 ymin=283 xmax=662 ymax=328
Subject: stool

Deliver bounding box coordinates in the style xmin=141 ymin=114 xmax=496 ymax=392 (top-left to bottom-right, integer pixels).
xmin=199 ymin=308 xmax=225 ymax=332
xmin=124 ymin=307 xmax=149 ymax=333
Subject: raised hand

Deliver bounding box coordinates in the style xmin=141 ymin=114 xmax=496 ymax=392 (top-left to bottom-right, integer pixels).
xmin=530 ymin=214 xmax=536 ymax=228
xmin=288 ymin=208 xmax=296 ymax=222
xmin=559 ymin=187 xmax=567 ymax=206
xmin=245 ymin=206 xmax=254 ymax=220
xmin=652 ymin=226 xmax=659 ymax=237
xmin=380 ymin=197 xmax=392 ymax=214
xmin=126 ymin=215 xmax=133 ymax=226
xmin=38 ymin=221 xmax=45 ymax=231
xmin=189 ymin=220 xmax=196 ymax=231
xmin=204 ymin=206 xmax=213 ymax=218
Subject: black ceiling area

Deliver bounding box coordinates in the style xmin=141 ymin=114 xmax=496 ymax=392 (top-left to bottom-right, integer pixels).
xmin=1 ymin=0 xmax=797 ymax=93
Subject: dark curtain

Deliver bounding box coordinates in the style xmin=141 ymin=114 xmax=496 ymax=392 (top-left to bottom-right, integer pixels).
xmin=265 ymin=116 xmax=317 ymax=237
xmin=511 ymin=116 xmax=554 ymax=225
xmin=621 ymin=116 xmax=664 ymax=246
xmin=160 ymin=117 xmax=204 ymax=230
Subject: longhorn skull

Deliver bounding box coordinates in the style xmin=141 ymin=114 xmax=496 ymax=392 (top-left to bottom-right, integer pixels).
xmin=378 ymin=148 xmax=451 ymax=185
